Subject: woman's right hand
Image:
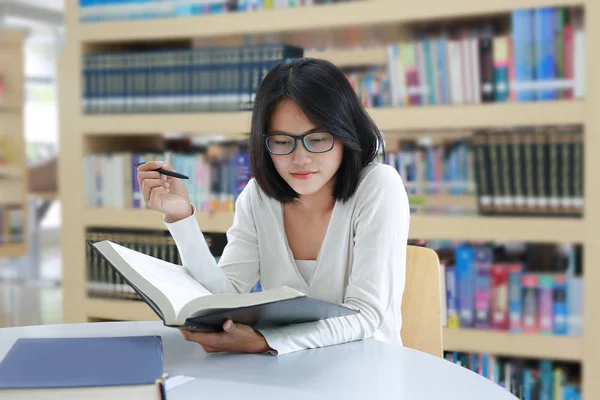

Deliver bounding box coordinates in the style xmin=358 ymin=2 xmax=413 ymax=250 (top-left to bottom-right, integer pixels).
xmin=137 ymin=160 xmax=193 ymax=223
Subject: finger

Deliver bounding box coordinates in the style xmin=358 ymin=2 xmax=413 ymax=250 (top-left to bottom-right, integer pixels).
xmin=223 ymin=320 xmax=235 ymax=332
xmin=149 ymin=186 xmax=168 ymax=206
xmin=137 ymin=160 xmax=164 ymax=172
xmin=137 ymin=171 xmax=162 ymax=189
xmin=142 ymin=178 xmax=167 ymax=202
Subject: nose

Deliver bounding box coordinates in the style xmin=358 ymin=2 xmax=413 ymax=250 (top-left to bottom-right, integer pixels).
xmin=291 ymin=140 xmax=312 ymax=165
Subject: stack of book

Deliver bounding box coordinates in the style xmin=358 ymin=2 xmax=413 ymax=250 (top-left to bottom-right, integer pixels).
xmin=82 ymin=43 xmax=304 ymax=114
xmin=471 ymin=126 xmax=583 ymax=217
xmin=435 ymin=242 xmax=582 ymax=337
xmin=444 ymin=351 xmax=581 ymax=399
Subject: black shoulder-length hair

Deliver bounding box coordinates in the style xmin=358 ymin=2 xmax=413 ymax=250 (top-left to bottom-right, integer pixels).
xmin=249 ymin=57 xmax=385 ymax=204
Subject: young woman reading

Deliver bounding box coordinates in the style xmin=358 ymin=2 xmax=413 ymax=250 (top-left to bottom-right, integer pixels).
xmin=137 ymin=58 xmax=410 ymax=355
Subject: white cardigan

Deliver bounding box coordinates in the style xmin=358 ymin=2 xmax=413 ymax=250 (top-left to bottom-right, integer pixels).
xmin=164 ymin=162 xmax=410 ymax=355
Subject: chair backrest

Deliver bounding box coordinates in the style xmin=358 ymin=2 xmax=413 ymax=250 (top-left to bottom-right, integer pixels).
xmin=400 ymin=245 xmax=443 ymax=358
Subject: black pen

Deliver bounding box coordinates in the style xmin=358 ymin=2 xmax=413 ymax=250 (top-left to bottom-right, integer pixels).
xmin=137 ymin=163 xmax=189 ymax=180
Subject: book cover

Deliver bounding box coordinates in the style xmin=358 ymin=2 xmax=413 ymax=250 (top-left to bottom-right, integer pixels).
xmin=0 ymin=336 xmax=163 ymax=389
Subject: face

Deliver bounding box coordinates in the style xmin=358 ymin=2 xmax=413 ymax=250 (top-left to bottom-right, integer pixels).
xmin=267 ymin=100 xmax=343 ymax=198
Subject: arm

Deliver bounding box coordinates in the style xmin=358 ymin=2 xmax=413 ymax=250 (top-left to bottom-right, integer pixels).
xmin=257 ymin=166 xmax=410 ymax=355
xmin=164 ymin=180 xmax=260 ymax=295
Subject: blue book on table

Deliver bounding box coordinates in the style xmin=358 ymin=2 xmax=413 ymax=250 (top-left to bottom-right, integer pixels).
xmin=0 ymin=336 xmax=165 ymax=398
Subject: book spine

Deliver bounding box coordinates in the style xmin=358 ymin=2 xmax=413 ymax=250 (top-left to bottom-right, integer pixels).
xmin=508 ymin=264 xmax=523 ymax=333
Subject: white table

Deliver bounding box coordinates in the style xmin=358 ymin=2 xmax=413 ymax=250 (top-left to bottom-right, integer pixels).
xmin=0 ymin=321 xmax=517 ymax=399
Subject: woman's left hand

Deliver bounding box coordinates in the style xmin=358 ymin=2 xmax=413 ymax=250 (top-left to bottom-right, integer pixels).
xmin=180 ymin=320 xmax=271 ymax=354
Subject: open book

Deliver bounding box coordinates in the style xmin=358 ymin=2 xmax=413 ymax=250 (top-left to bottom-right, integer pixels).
xmin=90 ymin=240 xmax=358 ymax=331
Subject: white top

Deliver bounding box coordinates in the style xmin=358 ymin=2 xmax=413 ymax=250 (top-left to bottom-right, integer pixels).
xmin=294 ymin=260 xmax=317 ymax=282
xmin=164 ymin=163 xmax=411 ymax=355
xmin=0 ymin=321 xmax=517 ymax=400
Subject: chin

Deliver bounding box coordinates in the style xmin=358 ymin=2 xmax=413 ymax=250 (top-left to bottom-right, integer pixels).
xmin=286 ymin=179 xmax=326 ymax=197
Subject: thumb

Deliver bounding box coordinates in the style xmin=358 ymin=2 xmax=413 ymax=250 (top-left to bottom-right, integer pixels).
xmin=223 ymin=320 xmax=235 ymax=333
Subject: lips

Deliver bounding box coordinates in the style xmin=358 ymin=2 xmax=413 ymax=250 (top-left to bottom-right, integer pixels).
xmin=290 ymin=171 xmax=316 ymax=180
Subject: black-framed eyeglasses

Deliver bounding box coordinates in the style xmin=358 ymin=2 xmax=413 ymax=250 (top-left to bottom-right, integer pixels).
xmin=264 ymin=132 xmax=335 ymax=155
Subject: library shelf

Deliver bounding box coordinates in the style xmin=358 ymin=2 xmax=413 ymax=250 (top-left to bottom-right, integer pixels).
xmin=0 ymin=179 xmax=23 ymax=205
xmin=78 ymin=0 xmax=587 ymax=43
xmin=28 ymin=192 xmax=59 ymax=201
xmin=82 ymin=112 xmax=252 ymax=137
xmin=409 ymin=215 xmax=584 ymax=243
xmin=83 ymin=209 xmax=583 ymax=244
xmin=86 ymin=298 xmax=160 ymax=322
xmin=443 ymin=328 xmax=583 ymax=361
xmin=409 ymin=195 xmax=477 ymax=208
xmin=81 ymin=101 xmax=585 ymax=136
xmin=0 ymin=243 xmax=27 ymax=259
xmin=306 ymin=47 xmax=388 ymax=67
xmin=84 ymin=208 xmax=233 ymax=233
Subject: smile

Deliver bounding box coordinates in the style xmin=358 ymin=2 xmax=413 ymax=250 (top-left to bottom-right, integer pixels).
xmin=290 ymin=172 xmax=316 ymax=180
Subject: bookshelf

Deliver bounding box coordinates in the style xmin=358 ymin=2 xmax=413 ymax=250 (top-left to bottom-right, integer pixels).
xmin=0 ymin=30 xmax=27 ymax=259
xmin=81 ymin=101 xmax=584 ymax=135
xmin=60 ymin=0 xmax=597 ymax=397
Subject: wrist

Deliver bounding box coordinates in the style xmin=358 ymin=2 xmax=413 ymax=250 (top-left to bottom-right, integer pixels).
xmin=165 ymin=203 xmax=193 ymax=223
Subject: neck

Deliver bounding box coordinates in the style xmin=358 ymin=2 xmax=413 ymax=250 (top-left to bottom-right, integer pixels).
xmin=293 ymin=182 xmax=336 ymax=216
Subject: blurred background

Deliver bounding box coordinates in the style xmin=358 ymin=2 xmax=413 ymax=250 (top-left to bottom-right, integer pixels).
xmin=0 ymin=0 xmax=591 ymax=398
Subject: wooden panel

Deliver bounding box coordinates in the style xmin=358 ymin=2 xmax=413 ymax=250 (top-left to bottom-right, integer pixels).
xmin=0 ymin=243 xmax=27 ymax=259
xmin=81 ymin=102 xmax=584 ymax=135
xmin=306 ymin=47 xmax=388 ymax=67
xmin=86 ymin=298 xmax=160 ymax=321
xmin=443 ymin=328 xmax=582 ymax=361
xmin=583 ymin=0 xmax=600 ymax=396
xmin=410 ymin=215 xmax=584 ymax=243
xmin=84 ymin=209 xmax=234 ymax=233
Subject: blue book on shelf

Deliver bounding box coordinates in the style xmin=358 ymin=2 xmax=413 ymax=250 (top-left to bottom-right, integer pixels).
xmin=512 ymin=9 xmax=535 ymax=101
xmin=0 ymin=336 xmax=164 ymax=392
xmin=455 ymin=245 xmax=475 ymax=328
xmin=534 ymin=8 xmax=557 ymax=100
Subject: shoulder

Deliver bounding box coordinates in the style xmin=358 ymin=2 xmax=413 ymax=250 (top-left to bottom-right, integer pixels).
xmin=355 ymin=162 xmax=406 ymax=197
xmin=236 ymin=178 xmax=275 ymax=211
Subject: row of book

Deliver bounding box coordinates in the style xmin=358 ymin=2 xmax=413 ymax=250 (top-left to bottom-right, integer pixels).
xmin=79 ymin=0 xmax=352 ymax=22
xmin=84 ymin=142 xmax=251 ymax=212
xmin=444 ymin=351 xmax=581 ymax=399
xmin=436 ymin=242 xmax=582 ymax=336
xmin=386 ymin=7 xmax=585 ymax=106
xmin=82 ymin=43 xmax=304 ymax=114
xmin=384 ymin=139 xmax=475 ymax=197
xmin=0 ymin=206 xmax=24 ymax=245
xmin=472 ymin=126 xmax=584 ymax=217
xmin=86 ymin=229 xmax=263 ymax=300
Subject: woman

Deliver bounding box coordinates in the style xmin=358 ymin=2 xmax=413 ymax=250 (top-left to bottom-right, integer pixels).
xmin=137 ymin=58 xmax=410 ymax=355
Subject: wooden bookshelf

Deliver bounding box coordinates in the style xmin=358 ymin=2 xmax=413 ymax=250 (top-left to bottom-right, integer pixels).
xmin=0 ymin=243 xmax=27 ymax=259
xmin=83 ymin=208 xmax=233 ymax=232
xmin=60 ymin=0 xmax=598 ymax=397
xmin=443 ymin=328 xmax=583 ymax=362
xmin=78 ymin=0 xmax=586 ymax=43
xmin=410 ymin=215 xmax=585 ymax=243
xmin=0 ymin=30 xmax=27 ymax=259
xmin=82 ymin=208 xmax=584 ymax=244
xmin=86 ymin=298 xmax=160 ymax=322
xmin=81 ymin=101 xmax=584 ymax=136
xmin=306 ymin=47 xmax=388 ymax=67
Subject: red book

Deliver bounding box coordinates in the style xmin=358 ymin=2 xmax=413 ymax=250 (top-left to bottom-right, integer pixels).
xmin=563 ymin=24 xmax=574 ymax=99
xmin=490 ymin=264 xmax=509 ymax=330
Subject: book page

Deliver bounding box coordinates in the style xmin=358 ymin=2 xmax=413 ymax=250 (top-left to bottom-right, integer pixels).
xmin=110 ymin=242 xmax=211 ymax=316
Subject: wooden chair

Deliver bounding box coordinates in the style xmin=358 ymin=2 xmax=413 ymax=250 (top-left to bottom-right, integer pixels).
xmin=400 ymin=245 xmax=443 ymax=358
